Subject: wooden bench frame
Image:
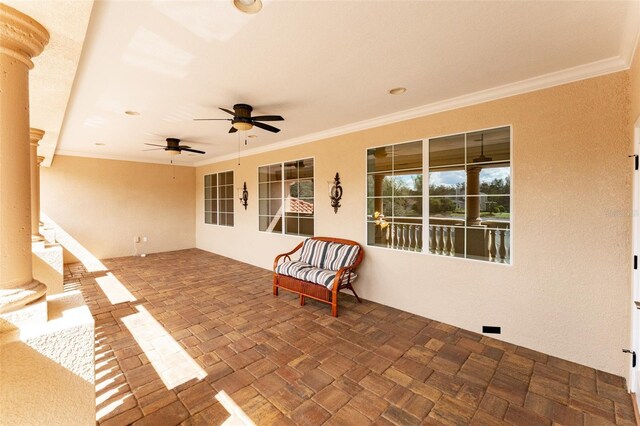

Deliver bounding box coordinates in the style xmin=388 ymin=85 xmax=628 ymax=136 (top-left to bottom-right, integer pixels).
xmin=273 ymin=237 xmax=364 ymax=317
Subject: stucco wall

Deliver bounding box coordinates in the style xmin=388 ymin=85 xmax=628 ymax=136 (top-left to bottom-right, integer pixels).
xmin=41 ymin=155 xmax=195 ymax=260
xmin=196 ymin=71 xmax=632 ymax=377
xmin=631 ymin=42 xmax=640 ymax=126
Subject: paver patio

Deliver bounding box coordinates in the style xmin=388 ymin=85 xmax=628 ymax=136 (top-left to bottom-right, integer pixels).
xmin=66 ymin=248 xmax=637 ymax=425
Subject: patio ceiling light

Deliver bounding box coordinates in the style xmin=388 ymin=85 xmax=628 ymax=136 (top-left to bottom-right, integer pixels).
xmin=233 ymin=0 xmax=262 ymax=14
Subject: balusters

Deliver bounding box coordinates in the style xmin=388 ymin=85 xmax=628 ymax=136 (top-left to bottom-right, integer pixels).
xmin=430 ymin=225 xmax=437 ymax=253
xmin=449 ymin=227 xmax=455 ymax=255
xmin=415 ymin=225 xmax=422 ymax=251
xmin=390 ymin=224 xmax=396 ymax=249
xmin=442 ymin=227 xmax=450 ymax=256
xmin=488 ymin=229 xmax=497 ymax=262
xmin=499 ymin=229 xmax=508 ymax=263
xmin=393 ymin=224 xmax=399 ymax=249
xmin=425 ymin=223 xmax=508 ymax=263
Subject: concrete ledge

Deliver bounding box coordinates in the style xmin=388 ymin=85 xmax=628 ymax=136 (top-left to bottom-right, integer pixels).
xmin=0 ymin=295 xmax=47 ymax=334
xmin=32 ymin=241 xmax=63 ymax=295
xmin=0 ymin=290 xmax=95 ymax=425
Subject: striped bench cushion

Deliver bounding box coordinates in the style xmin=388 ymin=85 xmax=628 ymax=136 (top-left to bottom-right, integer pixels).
xmin=299 ymin=239 xmax=330 ymax=268
xmin=275 ymin=260 xmax=312 ymax=277
xmin=276 ymin=260 xmax=358 ymax=290
xmin=299 ymin=239 xmax=360 ymax=271
xmin=323 ymin=243 xmax=360 ymax=271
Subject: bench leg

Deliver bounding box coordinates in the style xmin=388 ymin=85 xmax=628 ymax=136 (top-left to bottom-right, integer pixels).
xmin=273 ymin=285 xmax=278 ymax=296
xmin=347 ymin=283 xmax=362 ymax=303
xmin=300 ymin=294 xmax=305 ymax=306
xmin=331 ymin=300 xmax=338 ymax=317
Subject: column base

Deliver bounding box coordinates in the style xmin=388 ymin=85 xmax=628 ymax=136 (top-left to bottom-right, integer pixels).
xmin=0 ymin=280 xmax=47 ymax=315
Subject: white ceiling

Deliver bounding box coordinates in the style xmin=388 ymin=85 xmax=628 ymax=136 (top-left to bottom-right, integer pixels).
xmin=30 ymin=0 xmax=640 ymax=167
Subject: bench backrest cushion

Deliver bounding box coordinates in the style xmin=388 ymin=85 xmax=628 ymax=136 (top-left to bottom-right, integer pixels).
xmin=299 ymin=239 xmax=330 ymax=268
xmin=299 ymin=238 xmax=360 ymax=271
xmin=323 ymin=242 xmax=360 ymax=271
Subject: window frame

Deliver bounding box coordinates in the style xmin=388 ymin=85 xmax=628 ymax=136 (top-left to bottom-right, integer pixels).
xmin=204 ymin=169 xmax=235 ymax=227
xmin=365 ymin=139 xmax=426 ymax=255
xmin=257 ymin=156 xmax=316 ymax=237
xmin=364 ymin=125 xmax=513 ymax=266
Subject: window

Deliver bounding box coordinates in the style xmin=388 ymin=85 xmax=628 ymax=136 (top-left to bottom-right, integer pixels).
xmin=366 ymin=141 xmax=423 ymax=251
xmin=429 ymin=126 xmax=511 ymax=263
xmin=204 ymin=171 xmax=234 ymax=226
xmin=259 ymin=158 xmax=314 ymax=236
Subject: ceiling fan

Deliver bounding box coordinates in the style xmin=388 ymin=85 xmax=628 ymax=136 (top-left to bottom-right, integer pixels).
xmin=194 ymin=103 xmax=284 ymax=133
xmin=144 ymin=138 xmax=205 ymax=155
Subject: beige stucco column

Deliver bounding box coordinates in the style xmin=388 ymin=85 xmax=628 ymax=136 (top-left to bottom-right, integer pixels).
xmin=466 ymin=166 xmax=482 ymax=226
xmin=37 ymin=155 xmax=45 ymax=226
xmin=30 ymin=129 xmax=45 ymax=241
xmin=0 ymin=4 xmax=49 ymax=314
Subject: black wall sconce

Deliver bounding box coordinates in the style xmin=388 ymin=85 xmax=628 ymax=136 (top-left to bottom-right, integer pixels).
xmin=238 ymin=181 xmax=248 ymax=210
xmin=328 ymin=172 xmax=343 ymax=214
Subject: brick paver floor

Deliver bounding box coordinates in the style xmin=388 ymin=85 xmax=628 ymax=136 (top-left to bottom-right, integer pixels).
xmin=65 ymin=248 xmax=637 ymax=425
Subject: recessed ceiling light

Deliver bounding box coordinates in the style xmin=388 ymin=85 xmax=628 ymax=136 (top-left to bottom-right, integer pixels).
xmin=247 ymin=134 xmax=257 ymax=139
xmin=95 ymin=142 xmax=106 ymax=146
xmin=388 ymin=87 xmax=407 ymax=95
xmin=124 ymin=110 xmax=140 ymax=116
xmin=233 ymin=0 xmax=262 ymax=14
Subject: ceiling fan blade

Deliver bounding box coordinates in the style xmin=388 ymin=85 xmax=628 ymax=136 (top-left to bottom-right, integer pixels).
xmin=193 ymin=118 xmax=232 ymax=121
xmin=228 ymin=127 xmax=238 ymax=133
xmin=252 ymin=115 xmax=284 ymax=122
xmin=253 ymin=121 xmax=281 ymax=133
xmin=142 ymin=148 xmax=165 ymax=151
xmin=181 ymin=147 xmax=205 ymax=154
xmin=180 ymin=145 xmax=191 ymax=149
xmin=219 ymin=107 xmax=235 ymax=116
xmin=144 ymin=143 xmax=166 ymax=147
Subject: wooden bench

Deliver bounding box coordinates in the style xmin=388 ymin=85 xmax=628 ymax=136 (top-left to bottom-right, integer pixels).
xmin=273 ymin=237 xmax=364 ymax=317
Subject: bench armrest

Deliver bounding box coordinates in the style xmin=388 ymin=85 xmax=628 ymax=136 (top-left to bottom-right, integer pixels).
xmin=331 ymin=248 xmax=364 ymax=292
xmin=273 ymin=241 xmax=304 ymax=271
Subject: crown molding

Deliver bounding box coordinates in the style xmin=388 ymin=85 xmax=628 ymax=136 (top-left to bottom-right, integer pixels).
xmin=621 ymin=0 xmax=640 ymax=68
xmin=55 ymin=54 xmax=632 ymax=169
xmin=194 ymin=55 xmax=629 ymax=168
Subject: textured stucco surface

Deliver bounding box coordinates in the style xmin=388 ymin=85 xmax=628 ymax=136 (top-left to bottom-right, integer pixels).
xmin=0 ymin=296 xmax=47 ymax=334
xmin=32 ymin=242 xmax=63 ymax=294
xmin=3 ymin=0 xmax=94 ymax=166
xmin=196 ymin=72 xmax=632 ymax=378
xmin=631 ymin=41 xmax=640 ymax=128
xmin=41 ymin=155 xmax=196 ymax=259
xmin=0 ymin=291 xmax=94 ymax=425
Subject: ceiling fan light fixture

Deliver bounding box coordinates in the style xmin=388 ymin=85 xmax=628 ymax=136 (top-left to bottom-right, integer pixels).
xmin=233 ymin=0 xmax=262 ymax=14
xmin=168 ymin=149 xmax=181 ymax=156
xmin=232 ymin=121 xmax=253 ymax=131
